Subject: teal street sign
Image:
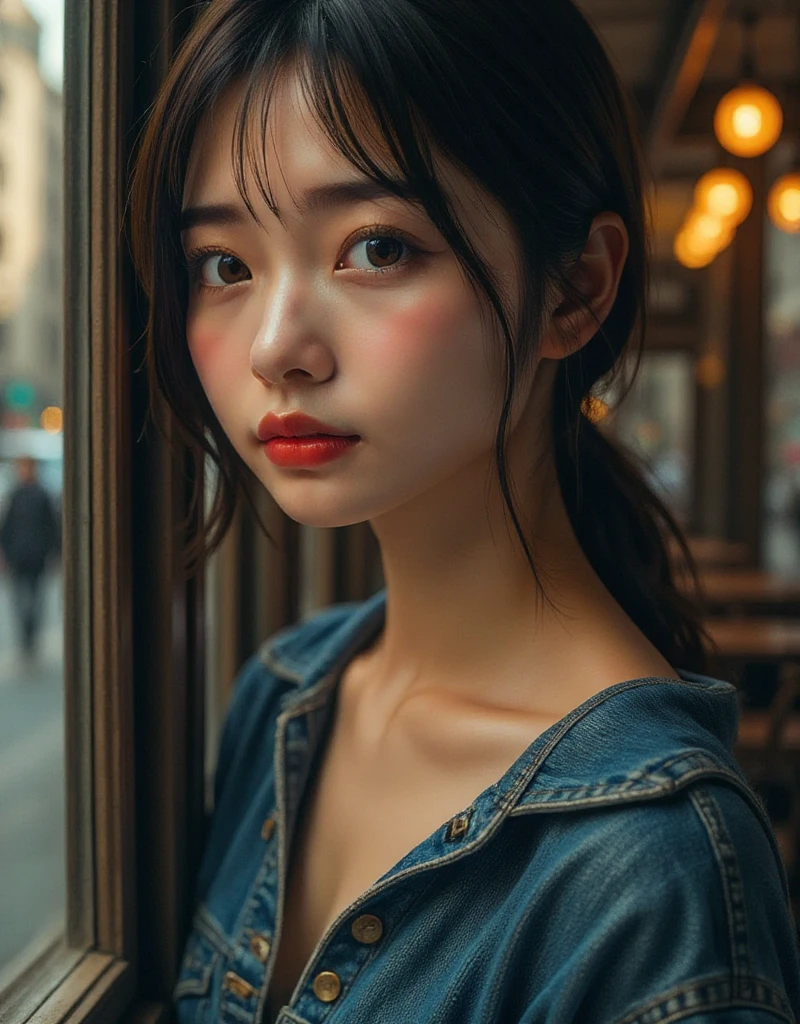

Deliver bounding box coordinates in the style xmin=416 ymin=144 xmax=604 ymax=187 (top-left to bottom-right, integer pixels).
xmin=5 ymin=381 xmax=35 ymax=409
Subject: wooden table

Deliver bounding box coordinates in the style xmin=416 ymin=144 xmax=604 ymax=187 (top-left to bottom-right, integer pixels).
xmin=683 ymin=570 xmax=800 ymax=616
xmin=704 ymin=616 xmax=800 ymax=748
xmin=684 ymin=536 xmax=751 ymax=569
xmin=704 ymin=617 xmax=800 ymax=659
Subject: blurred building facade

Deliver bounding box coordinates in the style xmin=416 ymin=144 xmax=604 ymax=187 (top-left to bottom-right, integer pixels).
xmin=0 ymin=0 xmax=63 ymax=430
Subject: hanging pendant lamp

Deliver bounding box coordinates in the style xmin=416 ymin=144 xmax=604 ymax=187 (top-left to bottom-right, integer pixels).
xmin=714 ymin=10 xmax=783 ymax=158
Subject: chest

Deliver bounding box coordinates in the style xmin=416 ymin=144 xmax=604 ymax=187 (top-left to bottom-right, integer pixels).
xmin=265 ymin=690 xmax=548 ymax=1020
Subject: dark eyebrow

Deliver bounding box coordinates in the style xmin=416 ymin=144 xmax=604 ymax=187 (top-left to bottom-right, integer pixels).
xmin=180 ymin=179 xmax=421 ymax=232
xmin=294 ymin=179 xmax=421 ymax=215
xmin=180 ymin=203 xmax=250 ymax=232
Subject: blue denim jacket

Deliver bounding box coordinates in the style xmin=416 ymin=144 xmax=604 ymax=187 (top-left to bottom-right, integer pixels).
xmin=175 ymin=588 xmax=800 ymax=1024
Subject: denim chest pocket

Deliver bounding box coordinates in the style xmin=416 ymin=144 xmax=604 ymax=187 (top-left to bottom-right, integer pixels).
xmin=174 ymin=925 xmax=223 ymax=1022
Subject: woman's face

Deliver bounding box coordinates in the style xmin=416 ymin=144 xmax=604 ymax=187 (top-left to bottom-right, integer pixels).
xmin=181 ymin=72 xmax=540 ymax=529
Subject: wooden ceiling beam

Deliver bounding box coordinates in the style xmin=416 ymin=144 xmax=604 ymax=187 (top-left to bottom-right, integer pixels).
xmin=645 ymin=0 xmax=730 ymax=173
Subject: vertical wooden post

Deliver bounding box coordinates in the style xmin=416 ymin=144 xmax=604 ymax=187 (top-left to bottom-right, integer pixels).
xmin=726 ymin=153 xmax=766 ymax=564
xmin=694 ymin=243 xmax=734 ymax=537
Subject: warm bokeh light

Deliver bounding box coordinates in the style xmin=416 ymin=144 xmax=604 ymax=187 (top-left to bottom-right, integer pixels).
xmin=694 ymin=168 xmax=753 ymax=226
xmin=581 ymin=395 xmax=610 ymax=424
xmin=714 ymin=84 xmax=783 ymax=157
xmin=684 ymin=210 xmax=735 ymax=251
xmin=674 ymin=208 xmax=736 ymax=268
xmin=40 ymin=405 xmax=63 ymax=433
xmin=674 ymin=230 xmax=717 ymax=268
xmin=768 ymin=172 xmax=800 ymax=233
xmin=695 ymin=352 xmax=726 ymax=390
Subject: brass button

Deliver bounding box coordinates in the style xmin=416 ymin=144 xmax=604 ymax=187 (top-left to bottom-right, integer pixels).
xmin=351 ymin=914 xmax=383 ymax=944
xmin=312 ymin=970 xmax=342 ymax=1002
xmin=250 ymin=932 xmax=271 ymax=962
xmin=224 ymin=971 xmax=258 ymax=999
xmin=445 ymin=811 xmax=472 ymax=842
xmin=261 ymin=815 xmax=276 ymax=840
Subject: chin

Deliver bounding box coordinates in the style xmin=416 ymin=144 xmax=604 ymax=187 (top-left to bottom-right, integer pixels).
xmin=270 ymin=495 xmax=371 ymax=530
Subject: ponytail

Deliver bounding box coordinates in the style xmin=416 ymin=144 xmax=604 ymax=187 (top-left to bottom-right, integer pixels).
xmin=553 ymin=376 xmax=710 ymax=673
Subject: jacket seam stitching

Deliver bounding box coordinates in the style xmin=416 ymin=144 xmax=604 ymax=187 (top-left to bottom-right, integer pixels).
xmin=192 ymin=905 xmax=236 ymax=958
xmin=608 ymin=974 xmax=794 ymax=1024
xmin=519 ymin=760 xmax=734 ymax=798
xmin=507 ymin=767 xmax=749 ymax=813
xmin=689 ymin=787 xmax=752 ymax=979
xmin=259 ymin=646 xmax=305 ymax=684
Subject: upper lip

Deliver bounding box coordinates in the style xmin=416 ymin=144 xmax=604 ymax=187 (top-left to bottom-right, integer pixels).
xmin=257 ymin=412 xmax=359 ymax=441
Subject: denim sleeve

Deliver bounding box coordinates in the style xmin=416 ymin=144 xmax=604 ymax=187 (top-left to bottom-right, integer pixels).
xmin=512 ymin=781 xmax=799 ymax=1024
xmin=607 ymin=781 xmax=798 ymax=1024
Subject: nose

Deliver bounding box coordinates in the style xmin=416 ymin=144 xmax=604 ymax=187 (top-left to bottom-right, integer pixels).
xmin=250 ymin=271 xmax=335 ymax=386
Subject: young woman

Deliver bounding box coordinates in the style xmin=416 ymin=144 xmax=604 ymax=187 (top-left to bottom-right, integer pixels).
xmin=129 ymin=1 xmax=800 ymax=1021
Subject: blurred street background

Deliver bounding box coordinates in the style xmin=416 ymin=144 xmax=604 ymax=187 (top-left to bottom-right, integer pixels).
xmin=0 ymin=565 xmax=63 ymax=970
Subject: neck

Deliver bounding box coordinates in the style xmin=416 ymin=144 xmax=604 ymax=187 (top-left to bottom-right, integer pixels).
xmin=357 ymin=366 xmax=677 ymax=717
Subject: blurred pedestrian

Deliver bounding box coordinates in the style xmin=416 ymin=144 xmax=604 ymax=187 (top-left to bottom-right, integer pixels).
xmin=0 ymin=456 xmax=60 ymax=658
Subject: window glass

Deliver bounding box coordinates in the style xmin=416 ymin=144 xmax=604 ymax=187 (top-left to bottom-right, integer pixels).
xmin=0 ymin=0 xmax=65 ymax=986
xmin=764 ymin=221 xmax=800 ymax=574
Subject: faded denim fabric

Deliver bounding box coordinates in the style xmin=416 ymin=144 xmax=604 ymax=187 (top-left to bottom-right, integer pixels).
xmin=174 ymin=588 xmax=800 ymax=1024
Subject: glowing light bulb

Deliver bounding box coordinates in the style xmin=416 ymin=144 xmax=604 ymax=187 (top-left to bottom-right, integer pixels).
xmin=779 ymin=189 xmax=800 ymax=220
xmin=581 ymin=395 xmax=610 ymax=423
xmin=40 ymin=406 xmax=63 ymax=433
xmin=732 ymin=104 xmax=762 ymax=139
xmin=674 ymin=230 xmax=716 ymax=268
xmin=714 ymin=84 xmax=783 ymax=157
xmin=685 ymin=210 xmax=735 ymax=250
xmin=674 ymin=204 xmax=736 ymax=269
xmin=709 ymin=183 xmax=738 ymax=216
xmin=695 ymin=168 xmax=753 ymax=226
xmin=768 ymin=173 xmax=800 ymax=233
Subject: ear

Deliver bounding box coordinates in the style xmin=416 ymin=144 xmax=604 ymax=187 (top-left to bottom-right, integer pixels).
xmin=539 ymin=212 xmax=629 ymax=360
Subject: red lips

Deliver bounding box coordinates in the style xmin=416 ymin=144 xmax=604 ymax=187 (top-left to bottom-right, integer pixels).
xmin=257 ymin=411 xmax=359 ymax=442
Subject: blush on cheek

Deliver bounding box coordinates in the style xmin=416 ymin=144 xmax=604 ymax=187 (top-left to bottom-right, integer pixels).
xmin=373 ymin=292 xmax=476 ymax=363
xmin=186 ymin=326 xmax=219 ymax=371
xmin=186 ymin=327 xmax=242 ymax=415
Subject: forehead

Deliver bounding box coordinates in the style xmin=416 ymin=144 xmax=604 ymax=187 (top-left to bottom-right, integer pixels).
xmin=182 ymin=70 xmax=384 ymax=208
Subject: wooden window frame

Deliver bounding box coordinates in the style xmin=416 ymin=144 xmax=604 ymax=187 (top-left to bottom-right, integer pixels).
xmin=0 ymin=1 xmax=203 ymax=1020
xmin=0 ymin=1 xmax=381 ymax=1017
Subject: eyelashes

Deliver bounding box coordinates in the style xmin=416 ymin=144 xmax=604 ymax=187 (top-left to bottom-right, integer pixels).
xmin=184 ymin=248 xmax=250 ymax=290
xmin=184 ymin=225 xmax=428 ymax=293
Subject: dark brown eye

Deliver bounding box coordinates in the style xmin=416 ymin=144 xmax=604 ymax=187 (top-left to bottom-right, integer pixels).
xmin=339 ymin=234 xmax=411 ymax=272
xmin=212 ymin=254 xmax=250 ymax=285
xmin=364 ymin=237 xmax=404 ymax=268
xmin=188 ymin=251 xmax=252 ymax=288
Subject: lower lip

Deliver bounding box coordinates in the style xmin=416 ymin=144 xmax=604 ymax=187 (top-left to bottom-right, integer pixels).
xmin=263 ymin=434 xmax=361 ymax=468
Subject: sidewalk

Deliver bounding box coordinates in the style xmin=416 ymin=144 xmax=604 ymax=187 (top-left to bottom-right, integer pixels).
xmin=0 ymin=624 xmax=63 ymax=686
xmin=0 ymin=569 xmax=63 ymax=686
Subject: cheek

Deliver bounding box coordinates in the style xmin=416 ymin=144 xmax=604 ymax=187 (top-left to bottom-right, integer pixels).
xmin=186 ymin=323 xmax=242 ymax=416
xmin=187 ymin=324 xmax=215 ymax=374
xmin=366 ymin=286 xmax=485 ymax=375
xmin=353 ymin=285 xmax=500 ymax=446
xmin=370 ymin=286 xmax=499 ymax=409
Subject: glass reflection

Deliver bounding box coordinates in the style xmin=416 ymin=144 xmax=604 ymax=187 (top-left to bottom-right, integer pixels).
xmin=764 ymin=222 xmax=800 ymax=575
xmin=0 ymin=0 xmax=64 ymax=983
